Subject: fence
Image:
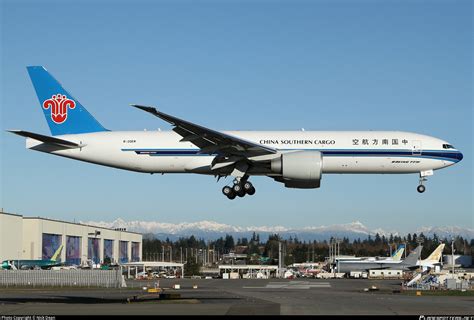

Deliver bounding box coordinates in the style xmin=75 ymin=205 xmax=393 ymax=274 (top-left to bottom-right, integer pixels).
xmin=0 ymin=269 xmax=125 ymax=288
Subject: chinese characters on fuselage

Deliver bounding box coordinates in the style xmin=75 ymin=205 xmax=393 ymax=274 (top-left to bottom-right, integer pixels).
xmin=352 ymin=138 xmax=409 ymax=146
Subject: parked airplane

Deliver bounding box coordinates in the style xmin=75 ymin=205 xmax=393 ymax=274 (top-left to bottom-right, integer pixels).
xmin=389 ymin=245 xmax=405 ymax=261
xmin=1 ymin=245 xmax=64 ymax=270
xmin=337 ymin=245 xmax=423 ymax=273
xmin=9 ymin=66 xmax=463 ymax=199
xmin=417 ymin=243 xmax=445 ymax=271
xmin=334 ymin=245 xmax=405 ymax=262
xmin=368 ymin=244 xmax=405 ymax=261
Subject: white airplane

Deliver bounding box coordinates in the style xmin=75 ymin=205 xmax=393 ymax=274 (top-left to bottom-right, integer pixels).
xmin=364 ymin=245 xmax=406 ymax=261
xmin=337 ymin=245 xmax=423 ymax=273
xmin=417 ymin=243 xmax=445 ymax=271
xmin=332 ymin=245 xmax=405 ymax=262
xmin=9 ymin=66 xmax=463 ymax=199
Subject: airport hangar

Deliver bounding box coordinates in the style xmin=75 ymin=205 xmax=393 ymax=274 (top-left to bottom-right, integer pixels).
xmin=0 ymin=211 xmax=142 ymax=265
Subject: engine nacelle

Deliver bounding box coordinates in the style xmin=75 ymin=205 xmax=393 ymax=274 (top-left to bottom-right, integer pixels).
xmin=271 ymin=151 xmax=323 ymax=189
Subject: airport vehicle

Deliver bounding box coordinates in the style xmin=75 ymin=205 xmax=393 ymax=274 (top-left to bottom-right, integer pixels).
xmin=136 ymin=271 xmax=148 ymax=280
xmin=9 ymin=66 xmax=463 ymax=199
xmin=1 ymin=245 xmax=64 ymax=270
xmin=337 ymin=245 xmax=423 ymax=273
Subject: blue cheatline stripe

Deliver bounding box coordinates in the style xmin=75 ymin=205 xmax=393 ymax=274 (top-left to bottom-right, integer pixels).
xmin=121 ymin=148 xmax=462 ymax=162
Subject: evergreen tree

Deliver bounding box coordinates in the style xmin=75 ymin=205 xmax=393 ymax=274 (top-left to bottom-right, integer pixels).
xmin=224 ymin=235 xmax=235 ymax=252
xmin=184 ymin=258 xmax=201 ymax=276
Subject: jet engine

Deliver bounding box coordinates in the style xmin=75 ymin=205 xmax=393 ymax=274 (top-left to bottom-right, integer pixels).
xmin=271 ymin=151 xmax=323 ymax=188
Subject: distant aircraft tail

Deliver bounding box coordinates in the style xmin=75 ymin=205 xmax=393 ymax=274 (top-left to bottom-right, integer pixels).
xmin=425 ymin=244 xmax=445 ymax=262
xmin=402 ymin=245 xmax=423 ymax=266
xmin=27 ymin=66 xmax=108 ymax=136
xmin=391 ymin=245 xmax=405 ymax=261
xmin=50 ymin=245 xmax=64 ymax=262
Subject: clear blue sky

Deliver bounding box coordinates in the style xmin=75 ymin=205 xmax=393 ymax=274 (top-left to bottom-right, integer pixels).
xmin=1 ymin=0 xmax=472 ymax=233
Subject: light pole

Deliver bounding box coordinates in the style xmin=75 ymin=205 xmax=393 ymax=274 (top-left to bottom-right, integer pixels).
xmin=334 ymin=238 xmax=342 ymax=275
xmin=416 ymin=237 xmax=424 ymax=271
xmin=451 ymin=237 xmax=455 ymax=277
xmin=278 ymin=241 xmax=282 ymax=278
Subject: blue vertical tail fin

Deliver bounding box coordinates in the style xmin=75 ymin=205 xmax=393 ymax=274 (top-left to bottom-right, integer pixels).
xmin=27 ymin=66 xmax=108 ymax=136
xmin=391 ymin=245 xmax=405 ymax=261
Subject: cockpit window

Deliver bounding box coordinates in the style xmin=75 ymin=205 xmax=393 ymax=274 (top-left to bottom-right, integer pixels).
xmin=443 ymin=144 xmax=455 ymax=149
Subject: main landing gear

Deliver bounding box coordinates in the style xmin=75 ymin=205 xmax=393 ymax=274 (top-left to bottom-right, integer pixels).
xmin=222 ymin=178 xmax=256 ymax=200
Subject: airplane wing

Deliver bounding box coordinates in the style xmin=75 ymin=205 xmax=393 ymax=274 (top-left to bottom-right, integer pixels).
xmin=131 ymin=105 xmax=277 ymax=158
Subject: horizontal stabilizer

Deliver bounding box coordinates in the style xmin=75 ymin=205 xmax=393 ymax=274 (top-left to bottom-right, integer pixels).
xmin=7 ymin=130 xmax=82 ymax=148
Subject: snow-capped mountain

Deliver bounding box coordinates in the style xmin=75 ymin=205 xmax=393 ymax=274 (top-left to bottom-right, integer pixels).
xmin=80 ymin=218 xmax=472 ymax=241
xmin=79 ymin=218 xmax=393 ymax=241
xmin=416 ymin=226 xmax=474 ymax=240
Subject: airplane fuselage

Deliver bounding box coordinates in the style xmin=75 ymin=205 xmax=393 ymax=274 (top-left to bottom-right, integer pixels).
xmin=28 ymin=130 xmax=462 ymax=176
xmin=1 ymin=260 xmax=61 ymax=270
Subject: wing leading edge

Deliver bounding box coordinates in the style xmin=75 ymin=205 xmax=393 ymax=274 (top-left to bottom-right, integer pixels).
xmin=130 ymin=105 xmax=277 ymax=158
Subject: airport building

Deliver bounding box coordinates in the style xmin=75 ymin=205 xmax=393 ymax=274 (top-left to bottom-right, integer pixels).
xmin=0 ymin=211 xmax=142 ymax=265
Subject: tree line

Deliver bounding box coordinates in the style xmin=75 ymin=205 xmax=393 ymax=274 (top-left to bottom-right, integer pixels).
xmin=143 ymin=232 xmax=473 ymax=274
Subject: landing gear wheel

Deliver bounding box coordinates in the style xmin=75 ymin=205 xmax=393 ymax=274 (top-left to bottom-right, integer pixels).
xmin=233 ymin=183 xmax=242 ymax=193
xmin=222 ymin=186 xmax=232 ymax=196
xmin=242 ymin=181 xmax=256 ymax=196
xmin=223 ymin=176 xmax=255 ymax=199
xmin=246 ymin=187 xmax=256 ymax=196
xmin=243 ymin=182 xmax=253 ymax=192
xmin=417 ymin=185 xmax=426 ymax=193
xmin=223 ymin=186 xmax=236 ymax=199
xmin=233 ymin=183 xmax=245 ymax=197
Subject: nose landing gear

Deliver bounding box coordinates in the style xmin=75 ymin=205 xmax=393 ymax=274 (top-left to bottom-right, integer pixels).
xmin=417 ymin=184 xmax=426 ymax=193
xmin=417 ymin=170 xmax=433 ymax=193
xmin=222 ymin=178 xmax=256 ymax=200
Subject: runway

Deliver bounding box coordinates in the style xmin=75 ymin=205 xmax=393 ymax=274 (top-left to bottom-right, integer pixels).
xmin=0 ymin=278 xmax=473 ymax=315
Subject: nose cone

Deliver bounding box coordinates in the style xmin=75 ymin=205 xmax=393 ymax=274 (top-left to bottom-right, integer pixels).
xmin=1 ymin=261 xmax=9 ymax=269
xmin=457 ymin=151 xmax=463 ymax=162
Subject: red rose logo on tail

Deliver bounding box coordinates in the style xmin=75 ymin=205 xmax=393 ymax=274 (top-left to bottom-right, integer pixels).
xmin=43 ymin=94 xmax=76 ymax=124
